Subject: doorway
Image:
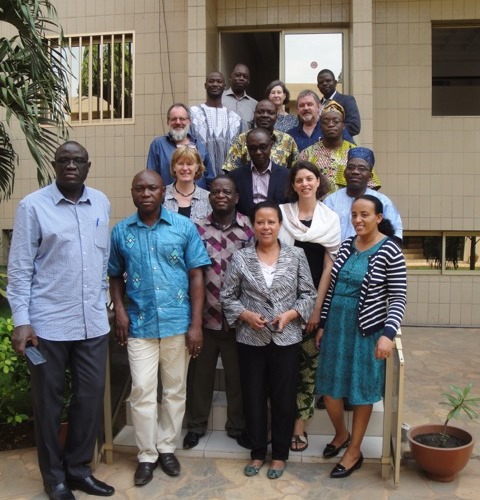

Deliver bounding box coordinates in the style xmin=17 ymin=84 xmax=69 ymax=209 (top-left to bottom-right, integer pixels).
xmin=220 ymin=30 xmax=347 ymax=108
xmin=220 ymin=31 xmax=280 ymax=102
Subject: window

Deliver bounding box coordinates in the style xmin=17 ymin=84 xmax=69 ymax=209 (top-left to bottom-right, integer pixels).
xmin=404 ymin=232 xmax=480 ymax=272
xmin=432 ymin=25 xmax=480 ymax=116
xmin=283 ymin=31 xmax=345 ymax=104
xmin=49 ymin=32 xmax=134 ymax=124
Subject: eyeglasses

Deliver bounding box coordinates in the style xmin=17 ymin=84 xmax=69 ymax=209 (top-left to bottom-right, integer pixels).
xmin=55 ymin=157 xmax=89 ymax=167
xmin=345 ymin=164 xmax=370 ymax=173
xmin=176 ymin=144 xmax=197 ymax=150
xmin=247 ymin=144 xmax=270 ymax=153
xmin=210 ymin=188 xmax=235 ymax=196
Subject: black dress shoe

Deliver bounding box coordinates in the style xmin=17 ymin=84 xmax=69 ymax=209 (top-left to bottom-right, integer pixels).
xmin=330 ymin=452 xmax=364 ymax=478
xmin=44 ymin=482 xmax=75 ymax=500
xmin=183 ymin=431 xmax=203 ymax=449
xmin=158 ymin=453 xmax=180 ymax=476
xmin=230 ymin=432 xmax=253 ymax=450
xmin=323 ymin=433 xmax=351 ymax=458
xmin=67 ymin=475 xmax=114 ymax=496
xmin=134 ymin=461 xmax=158 ymax=486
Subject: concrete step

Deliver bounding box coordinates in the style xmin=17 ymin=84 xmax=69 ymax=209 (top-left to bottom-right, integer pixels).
xmin=115 ymin=391 xmax=385 ymax=460
xmin=113 ymin=426 xmax=383 ymax=463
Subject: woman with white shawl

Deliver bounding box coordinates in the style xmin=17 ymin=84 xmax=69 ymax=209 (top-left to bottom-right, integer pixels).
xmin=279 ymin=160 xmax=341 ymax=453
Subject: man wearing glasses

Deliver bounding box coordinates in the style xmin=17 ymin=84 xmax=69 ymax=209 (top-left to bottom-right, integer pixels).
xmin=8 ymin=141 xmax=114 ymax=500
xmin=227 ymin=128 xmax=290 ymax=216
xmin=146 ymin=103 xmax=215 ymax=189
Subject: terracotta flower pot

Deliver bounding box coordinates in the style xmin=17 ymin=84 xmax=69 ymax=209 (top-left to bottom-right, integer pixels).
xmin=407 ymin=424 xmax=475 ymax=482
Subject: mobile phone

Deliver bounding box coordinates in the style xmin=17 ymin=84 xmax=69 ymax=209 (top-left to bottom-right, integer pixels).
xmin=25 ymin=345 xmax=47 ymax=365
xmin=266 ymin=320 xmax=282 ymax=334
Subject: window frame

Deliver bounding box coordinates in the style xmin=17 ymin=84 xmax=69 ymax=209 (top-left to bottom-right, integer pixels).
xmin=48 ymin=31 xmax=135 ymax=126
xmin=404 ymin=231 xmax=480 ymax=275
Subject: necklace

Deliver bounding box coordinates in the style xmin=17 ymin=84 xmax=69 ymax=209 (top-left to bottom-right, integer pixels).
xmin=174 ymin=182 xmax=196 ymax=197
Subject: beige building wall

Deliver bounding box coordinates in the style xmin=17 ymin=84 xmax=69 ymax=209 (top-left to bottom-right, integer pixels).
xmin=1 ymin=0 xmax=479 ymax=326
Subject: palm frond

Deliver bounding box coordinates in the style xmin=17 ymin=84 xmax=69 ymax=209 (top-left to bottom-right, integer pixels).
xmin=0 ymin=0 xmax=70 ymax=198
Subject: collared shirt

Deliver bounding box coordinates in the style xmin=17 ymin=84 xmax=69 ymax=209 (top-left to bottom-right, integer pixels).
xmin=222 ymin=88 xmax=258 ymax=123
xmin=7 ymin=183 xmax=110 ymax=340
xmin=163 ymin=184 xmax=212 ymax=221
xmin=299 ymin=139 xmax=382 ymax=193
xmin=287 ymin=121 xmax=323 ymax=152
xmin=195 ymin=212 xmax=255 ymax=330
xmin=222 ymin=129 xmax=298 ymax=171
xmin=324 ymin=187 xmax=403 ymax=242
xmin=251 ymin=161 xmax=272 ymax=204
xmin=108 ymin=208 xmax=211 ymax=339
xmin=146 ymin=133 xmax=214 ymax=189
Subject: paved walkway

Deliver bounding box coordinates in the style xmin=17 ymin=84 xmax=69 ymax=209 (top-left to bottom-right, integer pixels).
xmin=1 ymin=326 xmax=479 ymax=499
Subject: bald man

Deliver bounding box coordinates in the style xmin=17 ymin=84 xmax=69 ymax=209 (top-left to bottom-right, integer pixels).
xmin=109 ymin=170 xmax=210 ymax=485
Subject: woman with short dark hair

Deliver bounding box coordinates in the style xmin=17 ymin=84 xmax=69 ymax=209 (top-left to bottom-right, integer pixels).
xmin=221 ymin=201 xmax=316 ymax=480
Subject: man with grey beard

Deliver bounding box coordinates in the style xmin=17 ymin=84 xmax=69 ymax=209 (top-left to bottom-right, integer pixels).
xmin=147 ymin=103 xmax=215 ymax=189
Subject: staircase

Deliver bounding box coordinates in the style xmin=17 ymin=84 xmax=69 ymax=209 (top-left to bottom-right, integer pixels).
xmin=113 ymin=363 xmax=385 ymax=463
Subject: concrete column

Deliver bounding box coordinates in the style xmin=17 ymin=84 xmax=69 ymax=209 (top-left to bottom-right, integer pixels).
xmin=350 ymin=0 xmax=373 ymax=147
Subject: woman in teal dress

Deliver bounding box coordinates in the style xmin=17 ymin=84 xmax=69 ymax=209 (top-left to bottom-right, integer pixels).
xmin=315 ymin=195 xmax=407 ymax=478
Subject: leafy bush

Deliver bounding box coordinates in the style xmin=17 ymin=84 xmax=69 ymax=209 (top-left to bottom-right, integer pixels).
xmin=0 ymin=317 xmax=31 ymax=424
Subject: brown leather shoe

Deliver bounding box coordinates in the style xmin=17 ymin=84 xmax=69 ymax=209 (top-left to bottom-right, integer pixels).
xmin=134 ymin=461 xmax=158 ymax=486
xmin=158 ymin=453 xmax=180 ymax=476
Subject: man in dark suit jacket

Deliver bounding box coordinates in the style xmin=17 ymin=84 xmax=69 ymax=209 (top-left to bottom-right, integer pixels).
xmin=317 ymin=69 xmax=361 ymax=139
xmin=227 ymin=127 xmax=290 ymax=217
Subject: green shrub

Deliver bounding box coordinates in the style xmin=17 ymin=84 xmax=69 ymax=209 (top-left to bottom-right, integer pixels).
xmin=0 ymin=317 xmax=31 ymax=424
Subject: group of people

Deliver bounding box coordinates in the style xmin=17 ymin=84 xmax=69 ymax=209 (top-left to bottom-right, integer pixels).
xmin=6 ymin=62 xmax=407 ymax=500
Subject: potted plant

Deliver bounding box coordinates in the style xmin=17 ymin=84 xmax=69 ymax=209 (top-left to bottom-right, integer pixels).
xmin=407 ymin=383 xmax=479 ymax=482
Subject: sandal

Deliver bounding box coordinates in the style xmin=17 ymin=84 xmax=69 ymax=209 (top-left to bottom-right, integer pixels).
xmin=290 ymin=432 xmax=308 ymax=452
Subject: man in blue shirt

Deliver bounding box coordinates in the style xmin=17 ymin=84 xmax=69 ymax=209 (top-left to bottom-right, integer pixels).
xmin=324 ymin=147 xmax=403 ymax=243
xmin=8 ymin=141 xmax=114 ymax=500
xmin=109 ymin=170 xmax=210 ymax=486
xmin=146 ymin=103 xmax=215 ymax=189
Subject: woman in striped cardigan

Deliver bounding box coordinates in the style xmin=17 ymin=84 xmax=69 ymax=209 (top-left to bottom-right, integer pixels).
xmin=315 ymin=195 xmax=407 ymax=479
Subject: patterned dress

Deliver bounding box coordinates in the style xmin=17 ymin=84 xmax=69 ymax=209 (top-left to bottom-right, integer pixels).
xmin=275 ymin=113 xmax=298 ymax=133
xmin=299 ymin=139 xmax=381 ymax=193
xmin=315 ymin=238 xmax=387 ymax=405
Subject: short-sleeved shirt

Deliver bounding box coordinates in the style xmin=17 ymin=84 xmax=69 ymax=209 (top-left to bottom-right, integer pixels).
xmin=108 ymin=207 xmax=211 ymax=338
xmin=196 ymin=212 xmax=255 ymax=330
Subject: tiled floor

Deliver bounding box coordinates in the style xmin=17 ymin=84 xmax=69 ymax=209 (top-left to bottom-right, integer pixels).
xmin=0 ymin=326 xmax=479 ymax=499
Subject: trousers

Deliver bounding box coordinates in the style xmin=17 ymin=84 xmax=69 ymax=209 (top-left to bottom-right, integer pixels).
xmin=127 ymin=335 xmax=190 ymax=462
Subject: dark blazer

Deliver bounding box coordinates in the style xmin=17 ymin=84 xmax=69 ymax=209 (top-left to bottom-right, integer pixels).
xmin=327 ymin=92 xmax=361 ymax=137
xmin=227 ymin=162 xmax=290 ymax=217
